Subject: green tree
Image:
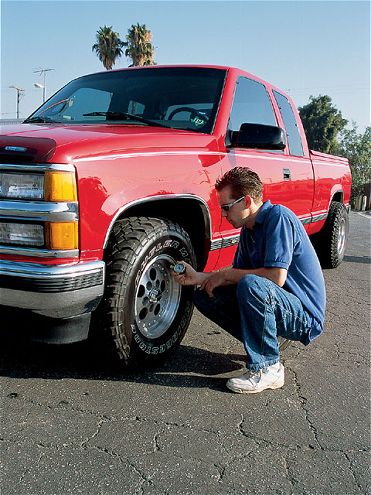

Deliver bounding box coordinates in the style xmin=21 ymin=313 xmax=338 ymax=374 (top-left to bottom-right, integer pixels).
xmin=123 ymin=23 xmax=155 ymax=66
xmin=92 ymin=25 xmax=124 ymax=70
xmin=298 ymin=95 xmax=348 ymax=154
xmin=337 ymin=124 xmax=371 ymax=202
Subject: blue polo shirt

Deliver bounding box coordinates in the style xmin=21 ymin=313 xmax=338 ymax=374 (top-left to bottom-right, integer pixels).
xmin=233 ymin=200 xmax=326 ymax=343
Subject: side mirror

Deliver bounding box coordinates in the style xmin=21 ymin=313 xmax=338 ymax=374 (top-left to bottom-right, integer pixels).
xmin=230 ymin=123 xmax=286 ymax=150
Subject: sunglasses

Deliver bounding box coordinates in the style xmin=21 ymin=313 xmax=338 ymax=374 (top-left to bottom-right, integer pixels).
xmin=220 ymin=196 xmax=245 ymax=212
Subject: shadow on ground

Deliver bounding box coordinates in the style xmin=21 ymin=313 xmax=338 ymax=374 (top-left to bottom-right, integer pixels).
xmin=343 ymin=254 xmax=371 ymax=264
xmin=0 ymin=336 xmax=245 ymax=390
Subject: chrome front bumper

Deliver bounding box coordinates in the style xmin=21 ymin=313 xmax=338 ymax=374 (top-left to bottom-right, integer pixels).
xmin=0 ymin=260 xmax=105 ymax=319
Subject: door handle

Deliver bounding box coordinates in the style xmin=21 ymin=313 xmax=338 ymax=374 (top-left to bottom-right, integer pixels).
xmin=283 ymin=168 xmax=291 ymax=180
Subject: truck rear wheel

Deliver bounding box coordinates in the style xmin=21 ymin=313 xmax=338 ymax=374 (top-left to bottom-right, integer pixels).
xmin=95 ymin=217 xmax=196 ymax=368
xmin=313 ymin=201 xmax=349 ymax=269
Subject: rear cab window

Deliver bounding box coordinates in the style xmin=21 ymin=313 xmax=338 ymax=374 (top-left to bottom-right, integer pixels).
xmin=272 ymin=91 xmax=304 ymax=157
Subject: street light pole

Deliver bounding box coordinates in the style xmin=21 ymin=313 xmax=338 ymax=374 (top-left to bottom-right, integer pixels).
xmin=33 ymin=67 xmax=54 ymax=102
xmin=42 ymin=70 xmax=46 ymax=102
xmin=34 ymin=83 xmax=45 ymax=103
xmin=9 ymin=85 xmax=25 ymax=119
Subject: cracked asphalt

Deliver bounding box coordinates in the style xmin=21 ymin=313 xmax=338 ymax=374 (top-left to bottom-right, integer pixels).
xmin=1 ymin=212 xmax=370 ymax=495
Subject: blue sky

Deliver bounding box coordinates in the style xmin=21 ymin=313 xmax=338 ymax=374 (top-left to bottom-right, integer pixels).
xmin=1 ymin=0 xmax=370 ymax=130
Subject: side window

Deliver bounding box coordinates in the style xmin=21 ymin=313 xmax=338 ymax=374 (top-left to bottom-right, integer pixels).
xmin=273 ymin=91 xmax=304 ymax=156
xmin=229 ymin=77 xmax=277 ymax=132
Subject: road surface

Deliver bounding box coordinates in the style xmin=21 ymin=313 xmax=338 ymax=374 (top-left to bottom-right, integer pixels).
xmin=1 ymin=212 xmax=370 ymax=494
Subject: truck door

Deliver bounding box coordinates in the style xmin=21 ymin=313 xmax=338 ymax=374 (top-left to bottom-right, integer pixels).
xmin=271 ymin=90 xmax=314 ymax=221
xmin=219 ymin=77 xmax=314 ymax=238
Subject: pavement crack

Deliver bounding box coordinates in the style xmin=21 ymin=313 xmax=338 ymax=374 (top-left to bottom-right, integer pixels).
xmin=213 ymin=463 xmax=226 ymax=483
xmin=126 ymin=459 xmax=153 ymax=495
xmin=87 ymin=444 xmax=152 ymax=490
xmin=153 ymin=432 xmax=161 ymax=452
xmin=333 ymin=341 xmax=342 ymax=360
xmin=238 ymin=413 xmax=271 ymax=446
xmin=237 ymin=413 xmax=245 ymax=436
xmin=16 ymin=452 xmax=45 ymax=487
xmin=90 ymin=444 xmax=138 ymax=469
xmin=238 ymin=413 xmax=294 ymax=449
xmin=6 ymin=393 xmax=111 ymax=420
xmin=343 ymin=452 xmax=364 ymax=493
xmin=133 ymin=415 xmax=219 ymax=436
xmin=287 ymin=366 xmax=324 ymax=450
xmin=214 ymin=451 xmax=256 ymax=483
xmin=81 ymin=416 xmax=107 ymax=448
xmin=282 ymin=453 xmax=299 ymax=494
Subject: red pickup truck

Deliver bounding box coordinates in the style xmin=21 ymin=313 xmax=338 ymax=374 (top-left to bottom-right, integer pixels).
xmin=0 ymin=65 xmax=351 ymax=366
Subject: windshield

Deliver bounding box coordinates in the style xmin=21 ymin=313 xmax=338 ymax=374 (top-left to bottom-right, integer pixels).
xmin=24 ymin=67 xmax=227 ymax=133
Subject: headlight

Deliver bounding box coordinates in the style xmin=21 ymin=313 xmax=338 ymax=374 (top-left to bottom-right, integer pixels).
xmin=0 ymin=221 xmax=79 ymax=249
xmin=0 ymin=222 xmax=44 ymax=246
xmin=0 ymin=171 xmax=77 ymax=201
xmin=0 ymin=173 xmax=44 ymax=200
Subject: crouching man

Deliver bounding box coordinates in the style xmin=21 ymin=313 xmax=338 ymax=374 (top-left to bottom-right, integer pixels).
xmin=174 ymin=167 xmax=326 ymax=394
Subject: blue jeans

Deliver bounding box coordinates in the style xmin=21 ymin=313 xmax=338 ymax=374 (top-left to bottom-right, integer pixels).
xmin=194 ymin=274 xmax=311 ymax=371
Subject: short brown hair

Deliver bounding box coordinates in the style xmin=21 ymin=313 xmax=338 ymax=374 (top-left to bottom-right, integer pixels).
xmin=215 ymin=167 xmax=263 ymax=201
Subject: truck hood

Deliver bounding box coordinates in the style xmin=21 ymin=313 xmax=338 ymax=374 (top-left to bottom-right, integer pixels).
xmin=0 ymin=123 xmax=215 ymax=163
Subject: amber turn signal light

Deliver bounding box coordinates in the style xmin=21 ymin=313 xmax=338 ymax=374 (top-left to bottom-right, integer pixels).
xmin=45 ymin=222 xmax=79 ymax=250
xmin=44 ymin=171 xmax=77 ymax=202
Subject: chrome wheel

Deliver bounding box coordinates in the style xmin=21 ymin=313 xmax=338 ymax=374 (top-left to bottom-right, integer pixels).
xmin=134 ymin=254 xmax=181 ymax=339
xmin=337 ymin=217 xmax=346 ymax=256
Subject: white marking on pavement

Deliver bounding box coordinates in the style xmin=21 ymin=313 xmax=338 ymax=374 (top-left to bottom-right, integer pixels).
xmin=356 ymin=212 xmax=371 ymax=219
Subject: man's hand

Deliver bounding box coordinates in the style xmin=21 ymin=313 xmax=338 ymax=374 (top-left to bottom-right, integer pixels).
xmin=172 ymin=261 xmax=210 ymax=286
xmin=200 ymin=270 xmax=228 ymax=297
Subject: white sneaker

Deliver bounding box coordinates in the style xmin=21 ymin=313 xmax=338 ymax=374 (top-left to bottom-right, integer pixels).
xmin=226 ymin=362 xmax=284 ymax=394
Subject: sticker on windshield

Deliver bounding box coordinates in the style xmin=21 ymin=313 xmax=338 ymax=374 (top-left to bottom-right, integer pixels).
xmin=190 ymin=115 xmax=206 ymax=127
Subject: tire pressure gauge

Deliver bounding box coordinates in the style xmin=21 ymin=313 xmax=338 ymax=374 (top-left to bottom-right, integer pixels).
xmin=173 ymin=262 xmax=186 ymax=275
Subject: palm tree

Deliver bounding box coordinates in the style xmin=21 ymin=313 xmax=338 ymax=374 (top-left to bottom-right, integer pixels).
xmin=123 ymin=23 xmax=155 ymax=66
xmin=92 ymin=26 xmax=124 ymax=70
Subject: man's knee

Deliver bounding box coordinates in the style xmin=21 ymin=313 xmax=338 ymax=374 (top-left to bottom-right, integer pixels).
xmin=237 ymin=274 xmax=272 ymax=304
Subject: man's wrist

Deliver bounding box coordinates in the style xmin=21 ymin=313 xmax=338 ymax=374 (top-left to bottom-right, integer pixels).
xmin=197 ymin=272 xmax=211 ymax=285
xmin=222 ymin=268 xmax=234 ymax=284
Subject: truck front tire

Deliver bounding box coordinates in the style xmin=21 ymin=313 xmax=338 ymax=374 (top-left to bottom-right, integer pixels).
xmin=94 ymin=217 xmax=196 ymax=368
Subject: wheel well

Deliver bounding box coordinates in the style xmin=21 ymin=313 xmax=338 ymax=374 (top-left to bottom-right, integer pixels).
xmin=112 ymin=198 xmax=211 ymax=270
xmin=331 ymin=191 xmax=344 ymax=204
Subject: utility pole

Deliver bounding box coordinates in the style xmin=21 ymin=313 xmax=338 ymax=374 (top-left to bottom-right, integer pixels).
xmin=33 ymin=67 xmax=54 ymax=102
xmin=9 ymin=85 xmax=25 ymax=119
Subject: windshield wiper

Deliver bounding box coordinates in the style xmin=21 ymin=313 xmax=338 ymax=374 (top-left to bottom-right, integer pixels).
xmin=23 ymin=116 xmax=58 ymax=124
xmin=82 ymin=111 xmax=170 ymax=128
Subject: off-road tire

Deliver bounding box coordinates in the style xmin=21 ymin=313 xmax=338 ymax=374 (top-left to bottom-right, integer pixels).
xmin=312 ymin=202 xmax=349 ymax=269
xmin=94 ymin=217 xmax=196 ymax=368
